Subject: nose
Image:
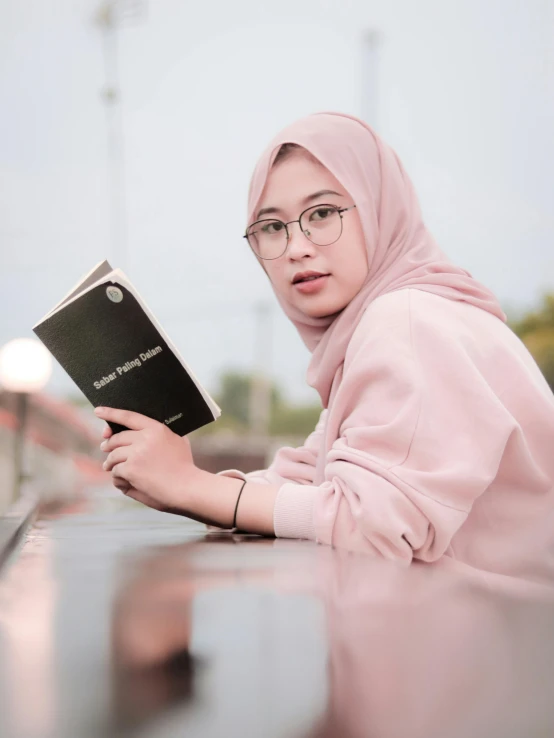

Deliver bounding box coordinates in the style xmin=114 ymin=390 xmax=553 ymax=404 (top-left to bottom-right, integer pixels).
xmin=286 ymin=220 xmax=317 ymax=260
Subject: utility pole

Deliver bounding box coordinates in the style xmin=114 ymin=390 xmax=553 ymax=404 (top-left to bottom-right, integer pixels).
xmin=248 ymin=302 xmax=273 ymax=438
xmin=361 ymin=29 xmax=382 ymax=128
xmin=94 ymin=1 xmax=146 ymax=270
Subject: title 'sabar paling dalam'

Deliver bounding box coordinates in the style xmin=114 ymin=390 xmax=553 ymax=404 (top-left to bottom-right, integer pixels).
xmin=32 ymin=260 xmax=221 ymax=436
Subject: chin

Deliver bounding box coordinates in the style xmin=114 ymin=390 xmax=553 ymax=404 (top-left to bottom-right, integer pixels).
xmin=302 ymin=300 xmax=347 ymax=320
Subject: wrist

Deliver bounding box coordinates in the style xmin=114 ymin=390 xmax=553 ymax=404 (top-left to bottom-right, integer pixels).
xmin=184 ymin=470 xmax=279 ymax=535
xmin=233 ymin=480 xmax=279 ymax=536
xmin=183 ymin=468 xmax=236 ymax=527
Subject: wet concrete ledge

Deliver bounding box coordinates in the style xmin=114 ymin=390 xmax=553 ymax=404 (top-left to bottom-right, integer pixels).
xmin=2 ymin=487 xmax=554 ymax=738
xmin=0 ymin=491 xmax=39 ymax=568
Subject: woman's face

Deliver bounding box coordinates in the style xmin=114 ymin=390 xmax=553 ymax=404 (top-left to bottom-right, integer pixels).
xmin=252 ymin=151 xmax=369 ymax=319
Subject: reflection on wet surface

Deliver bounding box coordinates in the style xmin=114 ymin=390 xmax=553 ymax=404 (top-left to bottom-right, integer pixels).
xmin=1 ymin=487 xmax=554 ymax=737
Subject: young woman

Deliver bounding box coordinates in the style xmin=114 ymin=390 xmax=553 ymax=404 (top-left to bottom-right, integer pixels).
xmin=97 ymin=112 xmax=554 ymax=574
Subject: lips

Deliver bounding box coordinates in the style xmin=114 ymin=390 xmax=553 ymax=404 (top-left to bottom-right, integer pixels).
xmin=292 ymin=270 xmax=330 ymax=284
xmin=292 ymin=272 xmax=330 ymax=295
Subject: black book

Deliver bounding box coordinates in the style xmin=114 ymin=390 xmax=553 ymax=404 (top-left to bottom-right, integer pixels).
xmin=33 ymin=260 xmax=221 ymax=436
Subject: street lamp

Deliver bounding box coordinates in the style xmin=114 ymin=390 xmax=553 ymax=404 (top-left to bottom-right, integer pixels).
xmin=0 ymin=338 xmax=53 ymax=503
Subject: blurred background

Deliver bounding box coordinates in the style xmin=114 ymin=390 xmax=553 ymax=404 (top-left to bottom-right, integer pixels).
xmin=0 ymin=0 xmax=553 ymax=512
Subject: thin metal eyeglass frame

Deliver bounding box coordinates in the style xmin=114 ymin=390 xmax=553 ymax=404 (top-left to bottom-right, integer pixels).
xmin=243 ymin=204 xmax=357 ymax=260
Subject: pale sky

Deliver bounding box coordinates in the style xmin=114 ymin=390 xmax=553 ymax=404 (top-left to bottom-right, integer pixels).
xmin=1 ymin=0 xmax=553 ymax=404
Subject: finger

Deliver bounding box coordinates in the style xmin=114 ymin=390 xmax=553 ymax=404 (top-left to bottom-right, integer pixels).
xmin=114 ymin=477 xmax=131 ymax=493
xmin=104 ymin=448 xmax=129 ymax=473
xmin=102 ymin=425 xmax=113 ymax=439
xmin=94 ymin=406 xmax=156 ymax=431
xmin=113 ymin=472 xmax=132 ymax=494
xmin=100 ymin=430 xmax=137 ymax=453
xmin=112 ymin=462 xmax=132 ymax=489
xmin=109 ymin=461 xmax=131 ymax=493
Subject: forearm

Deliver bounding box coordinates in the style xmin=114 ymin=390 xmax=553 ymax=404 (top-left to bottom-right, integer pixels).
xmin=186 ymin=468 xmax=279 ymax=536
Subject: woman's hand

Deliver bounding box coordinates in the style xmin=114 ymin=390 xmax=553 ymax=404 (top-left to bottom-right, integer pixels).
xmin=96 ymin=406 xmax=280 ymax=534
xmin=96 ymin=407 xmax=202 ymax=515
xmin=102 ymin=419 xmax=230 ymax=531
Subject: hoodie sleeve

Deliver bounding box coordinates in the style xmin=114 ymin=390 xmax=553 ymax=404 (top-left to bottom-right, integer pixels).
xmin=273 ymin=291 xmax=515 ymax=562
xmin=216 ymin=409 xmax=327 ymax=486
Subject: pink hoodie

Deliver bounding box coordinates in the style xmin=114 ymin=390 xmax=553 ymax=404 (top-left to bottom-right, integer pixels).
xmin=223 ymin=113 xmax=554 ymax=575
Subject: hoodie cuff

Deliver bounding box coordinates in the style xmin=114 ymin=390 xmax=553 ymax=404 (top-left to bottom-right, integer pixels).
xmin=216 ymin=469 xmax=248 ymax=480
xmin=273 ymin=483 xmax=318 ymax=541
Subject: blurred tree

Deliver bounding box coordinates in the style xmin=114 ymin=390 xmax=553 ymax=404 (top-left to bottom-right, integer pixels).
xmin=269 ymin=403 xmax=322 ymax=437
xmin=510 ymin=294 xmax=554 ymax=335
xmin=215 ymin=371 xmax=283 ymax=429
xmin=509 ymin=293 xmax=554 ymax=391
xmin=193 ymin=369 xmax=322 ymax=439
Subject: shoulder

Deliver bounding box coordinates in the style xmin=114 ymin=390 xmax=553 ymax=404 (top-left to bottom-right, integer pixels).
xmin=347 ymin=289 xmax=421 ymax=356
xmin=351 ymin=289 xmax=411 ymax=344
xmin=344 ymin=290 xmax=413 ymax=372
xmin=345 ymin=289 xmax=480 ymax=368
xmin=351 ymin=288 xmax=492 ymax=344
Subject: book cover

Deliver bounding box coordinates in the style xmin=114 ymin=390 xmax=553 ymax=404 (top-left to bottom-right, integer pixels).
xmin=33 ymin=264 xmax=220 ymax=437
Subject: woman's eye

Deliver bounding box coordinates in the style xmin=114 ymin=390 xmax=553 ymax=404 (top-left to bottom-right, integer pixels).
xmin=310 ymin=207 xmax=335 ymax=221
xmin=262 ymin=221 xmax=285 ymax=235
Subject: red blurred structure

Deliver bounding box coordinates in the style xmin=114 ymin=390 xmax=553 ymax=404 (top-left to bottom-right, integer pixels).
xmin=0 ymin=391 xmax=107 ymax=512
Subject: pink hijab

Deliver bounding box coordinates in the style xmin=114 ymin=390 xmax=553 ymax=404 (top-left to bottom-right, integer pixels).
xmin=246 ymin=112 xmax=506 ymax=406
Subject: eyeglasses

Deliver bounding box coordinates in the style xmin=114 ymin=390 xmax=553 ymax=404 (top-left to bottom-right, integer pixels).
xmin=244 ymin=203 xmax=357 ymax=261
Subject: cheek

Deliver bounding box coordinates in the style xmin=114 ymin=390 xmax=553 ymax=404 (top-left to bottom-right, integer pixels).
xmin=339 ymin=230 xmax=369 ymax=290
xmin=262 ymin=262 xmax=287 ymax=291
xmin=353 ymin=244 xmax=370 ymax=286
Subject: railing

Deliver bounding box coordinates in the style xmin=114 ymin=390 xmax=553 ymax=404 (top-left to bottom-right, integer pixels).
xmin=0 ymin=390 xmax=103 ymax=515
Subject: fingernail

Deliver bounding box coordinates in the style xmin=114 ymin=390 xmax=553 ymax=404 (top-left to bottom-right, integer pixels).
xmin=100 ymin=441 xmax=107 ymax=451
xmin=95 ymin=407 xmax=105 ymax=415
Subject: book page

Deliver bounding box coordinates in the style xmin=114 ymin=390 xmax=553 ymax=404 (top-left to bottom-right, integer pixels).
xmin=40 ymin=260 xmax=114 ymax=321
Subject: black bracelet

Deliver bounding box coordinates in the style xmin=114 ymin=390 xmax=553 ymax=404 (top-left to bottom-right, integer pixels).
xmin=232 ymin=480 xmax=247 ymax=530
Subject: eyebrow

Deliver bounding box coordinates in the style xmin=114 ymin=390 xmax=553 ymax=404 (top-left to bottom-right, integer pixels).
xmin=256 ymin=189 xmax=344 ymax=219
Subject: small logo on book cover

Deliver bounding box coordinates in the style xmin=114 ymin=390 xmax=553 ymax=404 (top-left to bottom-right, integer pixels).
xmin=106 ymin=286 xmax=123 ymax=303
